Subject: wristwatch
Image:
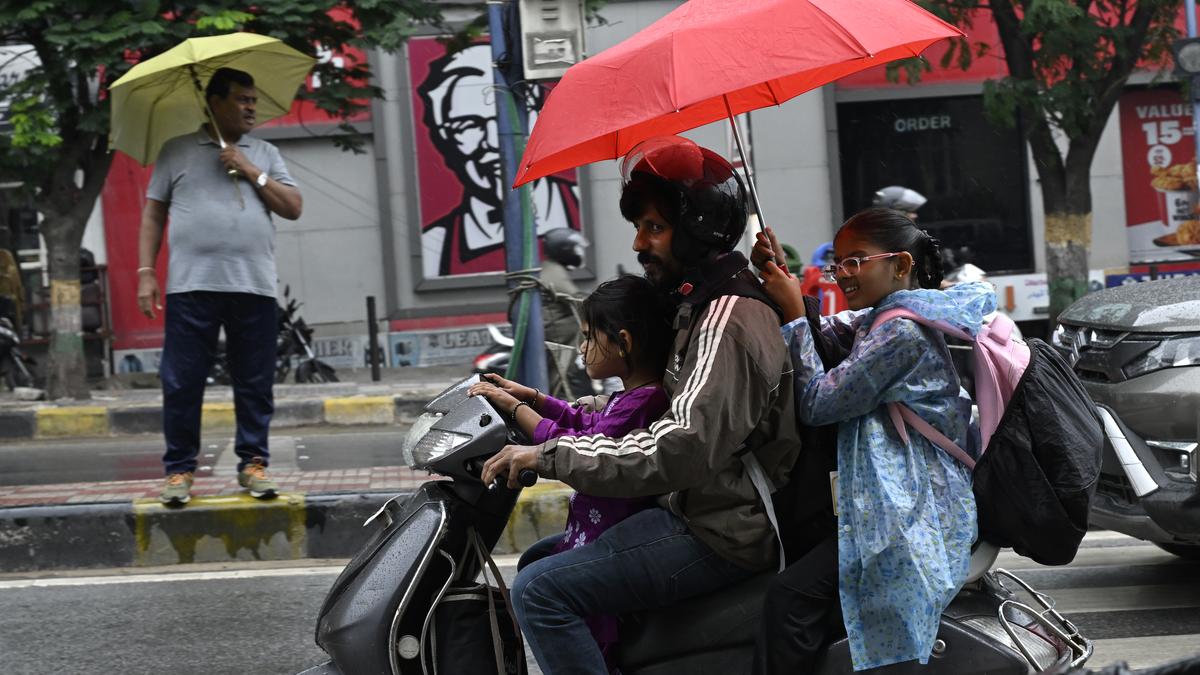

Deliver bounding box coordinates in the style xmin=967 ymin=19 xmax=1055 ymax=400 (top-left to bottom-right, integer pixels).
xmin=254 ymin=172 xmax=268 ymax=189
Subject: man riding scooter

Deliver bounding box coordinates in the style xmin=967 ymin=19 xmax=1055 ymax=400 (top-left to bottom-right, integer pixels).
xmin=483 ymin=136 xmax=813 ymax=675
xmin=540 ymin=227 xmax=593 ymax=398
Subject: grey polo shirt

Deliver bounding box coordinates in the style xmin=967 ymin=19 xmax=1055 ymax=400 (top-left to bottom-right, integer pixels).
xmin=147 ymin=129 xmax=296 ymax=298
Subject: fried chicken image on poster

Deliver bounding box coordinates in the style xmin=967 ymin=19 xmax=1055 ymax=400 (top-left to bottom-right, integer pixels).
xmin=410 ymin=39 xmax=582 ymax=279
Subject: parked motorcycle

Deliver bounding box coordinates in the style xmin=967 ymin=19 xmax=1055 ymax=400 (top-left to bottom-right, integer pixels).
xmin=208 ymin=286 xmax=337 ymax=385
xmin=0 ymin=317 xmax=35 ymax=390
xmin=275 ymin=286 xmax=337 ymax=384
xmin=297 ymin=375 xmax=1094 ymax=675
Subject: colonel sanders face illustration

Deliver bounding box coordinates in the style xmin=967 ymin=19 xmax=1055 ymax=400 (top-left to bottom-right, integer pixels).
xmin=416 ymin=43 xmax=580 ymax=278
xmin=420 ymin=46 xmax=503 ymax=202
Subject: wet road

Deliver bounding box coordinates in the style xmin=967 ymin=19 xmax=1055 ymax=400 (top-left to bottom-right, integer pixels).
xmin=1 ymin=530 xmax=1198 ymax=675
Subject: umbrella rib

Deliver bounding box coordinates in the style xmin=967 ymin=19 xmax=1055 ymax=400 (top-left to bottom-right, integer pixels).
xmin=807 ymin=2 xmax=873 ymax=58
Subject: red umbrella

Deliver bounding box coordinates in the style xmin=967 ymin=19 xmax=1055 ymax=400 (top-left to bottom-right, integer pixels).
xmin=515 ymin=0 xmax=963 ymax=211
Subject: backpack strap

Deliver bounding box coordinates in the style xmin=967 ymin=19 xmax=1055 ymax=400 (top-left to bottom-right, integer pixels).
xmin=740 ymin=450 xmax=787 ymax=572
xmin=887 ymin=402 xmax=976 ymax=470
xmin=870 ymin=307 xmax=972 ymax=341
xmin=871 ymin=308 xmax=977 ymax=470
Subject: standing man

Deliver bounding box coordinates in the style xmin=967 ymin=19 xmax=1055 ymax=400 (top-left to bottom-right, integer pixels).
xmin=137 ymin=67 xmax=303 ymax=506
xmin=483 ymin=137 xmax=807 ymax=675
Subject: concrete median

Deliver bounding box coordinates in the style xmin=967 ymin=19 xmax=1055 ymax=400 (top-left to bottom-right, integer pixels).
xmin=0 ymin=481 xmax=575 ymax=572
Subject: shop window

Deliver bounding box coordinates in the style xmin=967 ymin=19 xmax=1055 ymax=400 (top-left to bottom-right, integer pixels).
xmin=837 ymin=95 xmax=1034 ymax=274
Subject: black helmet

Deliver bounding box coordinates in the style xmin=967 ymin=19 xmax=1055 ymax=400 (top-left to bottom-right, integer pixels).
xmin=542 ymin=227 xmax=589 ymax=268
xmin=620 ymin=136 xmax=747 ymax=264
xmin=872 ymin=186 xmax=927 ymax=213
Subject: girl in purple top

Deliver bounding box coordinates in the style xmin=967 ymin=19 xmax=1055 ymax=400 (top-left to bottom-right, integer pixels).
xmin=469 ymin=274 xmax=674 ymax=672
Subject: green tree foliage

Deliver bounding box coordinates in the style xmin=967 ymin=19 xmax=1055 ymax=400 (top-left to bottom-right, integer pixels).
xmin=0 ymin=0 xmax=445 ymax=398
xmin=898 ymin=0 xmax=1180 ymax=321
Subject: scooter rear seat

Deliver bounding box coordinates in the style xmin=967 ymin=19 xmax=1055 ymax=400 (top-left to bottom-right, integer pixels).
xmin=618 ymin=541 xmax=1001 ymax=667
xmin=617 ymin=571 xmax=772 ymax=666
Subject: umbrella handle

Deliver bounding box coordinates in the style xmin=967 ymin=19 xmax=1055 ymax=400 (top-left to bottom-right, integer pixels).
xmin=723 ymin=95 xmax=785 ymax=275
xmin=188 ymin=65 xmax=239 ymax=176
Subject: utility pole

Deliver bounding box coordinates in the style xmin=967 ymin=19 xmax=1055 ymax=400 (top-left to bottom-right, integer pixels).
xmin=488 ymin=0 xmax=548 ymax=392
xmin=1188 ymin=0 xmax=1200 ymax=192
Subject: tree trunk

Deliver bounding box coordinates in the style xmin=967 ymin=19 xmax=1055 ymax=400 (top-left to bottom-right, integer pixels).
xmin=41 ymin=214 xmax=89 ymax=400
xmin=1043 ymin=211 xmax=1092 ymax=325
xmin=1042 ymin=159 xmax=1096 ymax=325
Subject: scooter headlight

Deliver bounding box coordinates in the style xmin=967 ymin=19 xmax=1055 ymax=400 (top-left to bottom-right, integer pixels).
xmin=402 ymin=412 xmax=470 ymax=469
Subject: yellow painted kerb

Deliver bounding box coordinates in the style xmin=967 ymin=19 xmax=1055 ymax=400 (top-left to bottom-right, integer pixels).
xmin=132 ymin=493 xmax=307 ymax=566
xmin=201 ymin=401 xmax=236 ymax=430
xmin=324 ymin=396 xmax=395 ymax=425
xmin=36 ymin=406 xmax=108 ymax=437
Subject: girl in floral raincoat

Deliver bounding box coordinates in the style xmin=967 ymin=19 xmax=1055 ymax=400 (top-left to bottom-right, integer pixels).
xmin=469 ymin=274 xmax=674 ymax=673
xmin=753 ymin=208 xmax=996 ymax=673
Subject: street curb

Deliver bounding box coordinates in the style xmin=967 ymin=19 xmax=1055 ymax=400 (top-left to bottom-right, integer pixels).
xmin=324 ymin=396 xmax=395 ymax=425
xmin=0 ymin=502 xmax=135 ymax=571
xmin=0 ymin=410 xmax=36 ymax=439
xmin=35 ymin=407 xmax=109 ymax=438
xmin=0 ymin=482 xmax=574 ymax=572
xmin=0 ymin=390 xmax=444 ymax=441
xmin=496 ymin=483 xmax=573 ymax=555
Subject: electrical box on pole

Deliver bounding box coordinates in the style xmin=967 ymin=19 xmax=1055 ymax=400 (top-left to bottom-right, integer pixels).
xmin=518 ymin=0 xmax=586 ymax=81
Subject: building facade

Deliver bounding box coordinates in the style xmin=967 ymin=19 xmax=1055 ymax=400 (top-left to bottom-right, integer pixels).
xmin=86 ymin=0 xmax=1200 ymax=373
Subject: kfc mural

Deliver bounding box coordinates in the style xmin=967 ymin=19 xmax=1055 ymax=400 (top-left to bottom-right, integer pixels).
xmin=409 ymin=38 xmax=582 ymax=279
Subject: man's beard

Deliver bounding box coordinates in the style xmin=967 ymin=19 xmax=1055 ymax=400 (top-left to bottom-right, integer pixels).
xmin=638 ymin=252 xmax=681 ymax=291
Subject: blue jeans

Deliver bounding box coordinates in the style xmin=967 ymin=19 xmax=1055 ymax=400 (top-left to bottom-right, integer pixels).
xmin=160 ymin=291 xmax=277 ymax=475
xmin=512 ymin=507 xmax=753 ymax=675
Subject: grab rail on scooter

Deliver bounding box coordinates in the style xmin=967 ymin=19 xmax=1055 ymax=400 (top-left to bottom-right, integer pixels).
xmin=994 ymin=568 xmax=1093 ymax=671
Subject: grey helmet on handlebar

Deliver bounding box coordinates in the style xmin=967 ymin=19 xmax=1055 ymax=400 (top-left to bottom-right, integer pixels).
xmin=872 ymin=186 xmax=927 ymax=215
xmin=542 ymin=227 xmax=589 ymax=269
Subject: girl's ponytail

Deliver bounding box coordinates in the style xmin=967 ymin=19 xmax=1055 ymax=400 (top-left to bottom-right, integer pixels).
xmin=915 ymin=230 xmax=944 ymax=290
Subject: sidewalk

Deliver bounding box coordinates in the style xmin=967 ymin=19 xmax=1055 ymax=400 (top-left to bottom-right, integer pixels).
xmin=0 ymin=366 xmax=573 ymax=573
xmin=0 ymin=365 xmax=465 ymax=440
xmin=0 ymin=467 xmax=572 ymax=573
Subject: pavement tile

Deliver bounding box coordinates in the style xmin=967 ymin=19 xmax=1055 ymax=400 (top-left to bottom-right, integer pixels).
xmin=0 ymin=466 xmax=424 ymax=506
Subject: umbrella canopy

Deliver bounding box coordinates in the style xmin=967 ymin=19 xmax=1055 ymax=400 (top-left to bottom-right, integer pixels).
xmin=515 ymin=0 xmax=962 ymax=186
xmin=109 ymin=33 xmax=315 ymax=165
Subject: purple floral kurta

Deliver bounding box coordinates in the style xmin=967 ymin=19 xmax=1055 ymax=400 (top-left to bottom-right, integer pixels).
xmin=531 ymin=385 xmax=670 ymax=671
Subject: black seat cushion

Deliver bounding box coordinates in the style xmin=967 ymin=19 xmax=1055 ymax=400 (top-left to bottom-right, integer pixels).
xmin=617 ymin=572 xmax=774 ymax=667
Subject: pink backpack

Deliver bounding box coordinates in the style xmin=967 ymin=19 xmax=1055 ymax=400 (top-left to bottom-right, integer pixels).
xmin=870 ymin=308 xmax=1029 ymax=468
xmin=869 ymin=308 xmax=1103 ymax=565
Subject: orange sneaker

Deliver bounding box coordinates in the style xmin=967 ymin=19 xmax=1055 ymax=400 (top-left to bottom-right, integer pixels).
xmin=237 ymin=459 xmax=278 ymax=499
xmin=160 ymin=472 xmax=193 ymax=506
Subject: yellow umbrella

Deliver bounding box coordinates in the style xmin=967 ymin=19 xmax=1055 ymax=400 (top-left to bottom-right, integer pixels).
xmin=109 ymin=32 xmax=315 ymax=166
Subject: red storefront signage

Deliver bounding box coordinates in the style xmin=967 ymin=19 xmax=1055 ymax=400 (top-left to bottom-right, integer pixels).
xmin=1118 ymin=88 xmax=1200 ymax=263
xmin=407 ymin=37 xmax=583 ymax=280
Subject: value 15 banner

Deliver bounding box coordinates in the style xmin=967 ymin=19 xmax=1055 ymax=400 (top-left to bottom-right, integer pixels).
xmin=1118 ymin=88 xmax=1200 ymax=263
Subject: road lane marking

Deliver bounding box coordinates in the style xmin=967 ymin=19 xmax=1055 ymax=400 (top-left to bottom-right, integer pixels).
xmin=0 ymin=555 xmax=523 ymax=590
xmin=0 ymin=566 xmax=344 ymax=589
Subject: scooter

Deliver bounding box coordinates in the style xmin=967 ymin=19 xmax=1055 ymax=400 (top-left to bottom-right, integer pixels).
xmin=0 ymin=317 xmax=35 ymax=390
xmin=298 ymin=375 xmax=1095 ymax=675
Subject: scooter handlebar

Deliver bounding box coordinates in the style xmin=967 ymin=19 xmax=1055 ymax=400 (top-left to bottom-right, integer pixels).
xmin=487 ymin=469 xmax=539 ymax=491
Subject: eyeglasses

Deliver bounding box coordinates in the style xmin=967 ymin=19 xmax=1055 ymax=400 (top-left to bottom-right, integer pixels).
xmin=821 ymin=252 xmax=904 ymax=282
